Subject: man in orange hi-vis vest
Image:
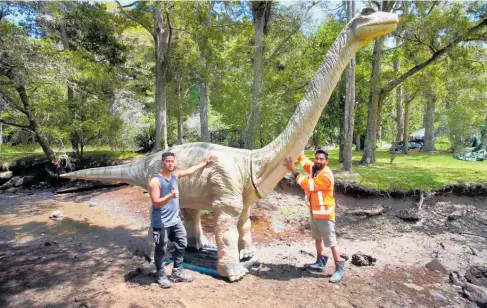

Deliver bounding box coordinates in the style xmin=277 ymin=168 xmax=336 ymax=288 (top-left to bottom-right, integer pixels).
xmin=284 ymin=148 xmax=345 ymax=283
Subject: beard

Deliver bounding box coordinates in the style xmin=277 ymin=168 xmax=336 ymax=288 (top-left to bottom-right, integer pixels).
xmin=312 ymin=163 xmax=324 ymax=175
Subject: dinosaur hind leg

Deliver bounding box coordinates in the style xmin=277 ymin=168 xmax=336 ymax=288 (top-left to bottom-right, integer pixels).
xmin=181 ymin=208 xmax=209 ymax=250
xmin=214 ymin=199 xmax=248 ymax=282
xmin=238 ymin=205 xmax=255 ymax=260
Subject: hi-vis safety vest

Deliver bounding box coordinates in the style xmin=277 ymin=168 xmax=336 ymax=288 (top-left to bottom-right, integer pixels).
xmin=295 ymin=154 xmax=335 ymax=221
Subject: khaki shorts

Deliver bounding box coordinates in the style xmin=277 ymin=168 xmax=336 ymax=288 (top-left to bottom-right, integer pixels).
xmin=311 ymin=218 xmax=337 ymax=247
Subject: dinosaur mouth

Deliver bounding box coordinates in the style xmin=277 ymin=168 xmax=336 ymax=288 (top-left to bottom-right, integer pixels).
xmin=356 ymin=17 xmax=399 ymax=39
xmin=365 ymin=19 xmax=399 ymax=28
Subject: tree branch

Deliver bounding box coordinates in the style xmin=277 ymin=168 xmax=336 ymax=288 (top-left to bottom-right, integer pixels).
xmin=395 ymin=33 xmax=435 ymax=53
xmin=115 ymin=0 xmax=154 ymax=37
xmin=407 ymin=91 xmax=418 ymax=104
xmin=381 ymin=17 xmax=487 ymax=97
xmin=0 ymin=88 xmax=28 ymax=115
xmin=265 ymin=0 xmax=318 ymax=63
xmin=0 ymin=118 xmax=33 ymax=132
xmin=414 ymin=33 xmax=437 ymax=53
xmin=426 ymin=1 xmax=438 ymax=15
xmin=119 ymin=1 xmax=138 ymax=8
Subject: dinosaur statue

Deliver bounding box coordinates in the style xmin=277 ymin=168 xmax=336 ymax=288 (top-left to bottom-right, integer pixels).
xmin=60 ymin=9 xmax=398 ymax=282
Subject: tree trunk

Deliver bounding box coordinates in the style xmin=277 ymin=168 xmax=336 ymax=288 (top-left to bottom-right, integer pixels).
xmin=361 ymin=1 xmax=396 ymax=165
xmin=355 ymin=134 xmax=361 ymax=152
xmin=16 ymin=85 xmax=63 ymax=173
xmin=423 ymin=87 xmax=436 ymax=152
xmin=0 ymin=98 xmax=3 ymax=153
xmin=177 ymin=80 xmax=183 ymax=145
xmin=403 ymin=91 xmax=412 ymax=155
xmin=60 ymin=22 xmax=80 ymax=157
xmin=245 ymin=1 xmax=271 ymax=149
xmin=394 ymin=60 xmax=403 ymax=144
xmin=70 ymin=134 xmax=80 ymax=157
xmin=481 ymin=115 xmax=487 ymax=151
xmin=198 ymin=2 xmax=211 ymax=143
xmin=361 ymin=36 xmax=385 ymax=165
xmin=342 ymin=0 xmax=356 ymax=171
xmin=312 ymin=131 xmax=319 ymax=149
xmin=422 ymin=102 xmax=428 ymax=130
xmin=338 ymin=130 xmax=345 ymax=164
xmin=199 ymin=80 xmax=209 ymax=142
xmin=0 ymin=119 xmax=2 ymax=154
xmin=154 ymin=8 xmax=169 ymax=151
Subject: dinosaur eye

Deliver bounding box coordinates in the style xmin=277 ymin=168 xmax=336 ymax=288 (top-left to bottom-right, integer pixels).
xmin=361 ymin=8 xmax=376 ymax=16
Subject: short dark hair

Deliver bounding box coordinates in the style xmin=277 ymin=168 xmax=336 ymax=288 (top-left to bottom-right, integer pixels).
xmin=315 ymin=148 xmax=329 ymax=159
xmin=161 ymin=151 xmax=175 ymax=161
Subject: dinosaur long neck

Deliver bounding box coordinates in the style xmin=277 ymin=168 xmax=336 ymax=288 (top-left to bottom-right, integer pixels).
xmin=252 ymin=27 xmax=364 ymax=197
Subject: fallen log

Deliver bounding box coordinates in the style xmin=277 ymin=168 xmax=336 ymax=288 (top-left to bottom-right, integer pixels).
xmin=347 ymin=206 xmax=388 ymax=217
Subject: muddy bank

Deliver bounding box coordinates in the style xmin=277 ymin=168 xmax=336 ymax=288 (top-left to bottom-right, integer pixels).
xmin=334 ymin=181 xmax=487 ymax=198
xmin=1 ymin=185 xmax=486 ymax=307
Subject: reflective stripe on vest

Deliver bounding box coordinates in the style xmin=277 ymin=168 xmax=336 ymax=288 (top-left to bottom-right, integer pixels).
xmin=308 ymin=177 xmax=315 ymax=191
xmin=317 ymin=191 xmax=324 ymax=205
xmin=312 ymin=204 xmax=335 ymax=216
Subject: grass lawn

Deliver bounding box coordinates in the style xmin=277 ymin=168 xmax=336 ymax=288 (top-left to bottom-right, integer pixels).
xmin=300 ymin=148 xmax=487 ymax=192
xmin=1 ymin=145 xmax=144 ymax=169
xmin=3 ymin=145 xmax=487 ymax=193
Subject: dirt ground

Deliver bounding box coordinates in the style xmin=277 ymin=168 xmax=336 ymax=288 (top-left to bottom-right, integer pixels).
xmin=1 ymin=183 xmax=486 ymax=308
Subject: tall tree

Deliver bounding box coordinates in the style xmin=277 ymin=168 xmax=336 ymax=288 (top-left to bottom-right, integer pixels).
xmin=342 ymin=0 xmax=356 ymax=171
xmin=0 ymin=9 xmax=64 ymax=172
xmin=117 ymin=1 xmax=172 ymax=151
xmin=422 ymin=83 xmax=436 ymax=152
xmin=196 ymin=1 xmax=212 ymax=142
xmin=37 ymin=2 xmax=126 ymax=157
xmin=243 ymin=1 xmax=317 ymax=149
xmin=245 ymin=1 xmax=272 ymax=149
xmin=0 ymin=96 xmax=4 ymax=153
xmin=402 ymin=88 xmax=413 ymax=154
xmin=360 ymin=0 xmax=396 ymax=166
xmin=393 ymin=41 xmax=404 ymax=145
xmin=481 ymin=115 xmax=487 ymax=151
xmin=361 ymin=1 xmax=487 ymax=164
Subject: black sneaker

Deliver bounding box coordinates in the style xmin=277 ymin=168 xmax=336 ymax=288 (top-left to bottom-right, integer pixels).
xmin=171 ymin=267 xmax=194 ymax=282
xmin=156 ymin=271 xmax=172 ymax=289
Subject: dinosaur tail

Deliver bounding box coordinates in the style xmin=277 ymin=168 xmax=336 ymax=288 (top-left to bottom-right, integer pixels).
xmin=59 ymin=158 xmax=151 ymax=188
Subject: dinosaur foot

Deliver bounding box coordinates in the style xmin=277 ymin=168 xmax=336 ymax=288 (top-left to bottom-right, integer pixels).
xmin=218 ymin=263 xmax=249 ymax=282
xmin=239 ymin=245 xmax=256 ymax=261
xmin=187 ymin=235 xmax=209 ymax=251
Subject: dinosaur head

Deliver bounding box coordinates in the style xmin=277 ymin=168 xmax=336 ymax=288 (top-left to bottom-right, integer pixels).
xmin=351 ymin=8 xmax=399 ymax=42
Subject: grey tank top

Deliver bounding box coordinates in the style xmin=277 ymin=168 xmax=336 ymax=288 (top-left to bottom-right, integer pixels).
xmin=151 ymin=173 xmax=180 ymax=228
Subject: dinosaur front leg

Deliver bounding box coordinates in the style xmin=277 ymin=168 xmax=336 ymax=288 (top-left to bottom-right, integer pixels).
xmin=181 ymin=208 xmax=208 ymax=250
xmin=214 ymin=205 xmax=248 ymax=282
xmin=238 ymin=205 xmax=255 ymax=260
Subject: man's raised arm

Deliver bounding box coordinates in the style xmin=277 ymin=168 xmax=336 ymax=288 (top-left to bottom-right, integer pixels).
xmin=174 ymin=155 xmax=213 ymax=178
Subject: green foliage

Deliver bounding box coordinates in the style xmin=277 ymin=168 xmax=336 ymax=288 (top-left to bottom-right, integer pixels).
xmin=2 ymin=1 xmax=487 ymax=181
xmin=134 ymin=124 xmax=155 ymax=153
xmin=434 ymin=135 xmax=451 ymax=152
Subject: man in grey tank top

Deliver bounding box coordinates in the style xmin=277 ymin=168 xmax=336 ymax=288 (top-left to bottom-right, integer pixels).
xmin=148 ymin=151 xmax=213 ymax=288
